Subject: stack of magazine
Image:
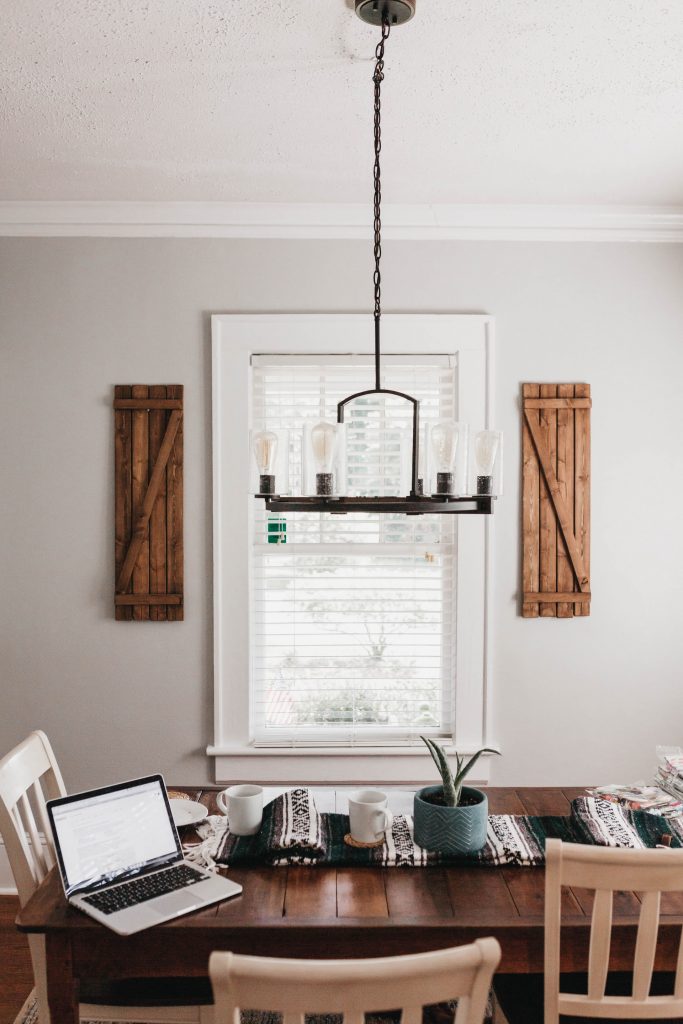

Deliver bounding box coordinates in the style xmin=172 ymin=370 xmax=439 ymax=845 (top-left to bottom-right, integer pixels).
xmin=654 ymin=752 xmax=683 ymax=808
xmin=587 ymin=784 xmax=683 ymax=820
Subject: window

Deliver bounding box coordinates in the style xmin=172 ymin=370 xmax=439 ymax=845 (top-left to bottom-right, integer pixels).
xmin=211 ymin=314 xmax=494 ymax=784
xmin=251 ymin=356 xmax=457 ymax=745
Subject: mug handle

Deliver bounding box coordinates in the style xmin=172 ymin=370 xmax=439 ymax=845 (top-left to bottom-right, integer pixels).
xmin=216 ymin=790 xmax=228 ymax=816
xmin=375 ymin=809 xmax=394 ymax=837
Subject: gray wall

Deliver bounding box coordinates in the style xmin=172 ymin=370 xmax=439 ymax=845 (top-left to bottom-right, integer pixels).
xmin=2 ymin=237 xmax=682 ymax=791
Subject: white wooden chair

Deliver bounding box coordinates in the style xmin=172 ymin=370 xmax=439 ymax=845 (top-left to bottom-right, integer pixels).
xmin=544 ymin=837 xmax=683 ymax=1022
xmin=209 ymin=938 xmax=501 ymax=1024
xmin=0 ymin=730 xmax=212 ymax=1024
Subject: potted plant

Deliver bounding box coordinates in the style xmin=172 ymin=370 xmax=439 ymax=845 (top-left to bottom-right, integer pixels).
xmin=413 ymin=737 xmax=498 ymax=854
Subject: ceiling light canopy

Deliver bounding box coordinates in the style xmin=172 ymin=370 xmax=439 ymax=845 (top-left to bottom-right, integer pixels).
xmin=254 ymin=1 xmax=501 ymax=516
xmin=355 ymin=0 xmax=416 ymax=27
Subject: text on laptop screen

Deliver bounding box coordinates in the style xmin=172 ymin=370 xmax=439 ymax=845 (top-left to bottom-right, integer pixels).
xmin=51 ymin=779 xmax=179 ymax=895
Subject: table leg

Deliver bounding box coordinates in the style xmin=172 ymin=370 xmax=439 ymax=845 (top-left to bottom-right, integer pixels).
xmin=45 ymin=933 xmax=80 ymax=1024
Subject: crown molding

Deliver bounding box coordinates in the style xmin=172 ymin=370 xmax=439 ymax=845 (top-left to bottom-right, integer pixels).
xmin=1 ymin=201 xmax=683 ymax=241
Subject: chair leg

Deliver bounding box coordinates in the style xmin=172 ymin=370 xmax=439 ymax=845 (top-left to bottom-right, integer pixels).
xmin=543 ymin=977 xmax=559 ymax=1024
xmin=199 ymin=1005 xmax=214 ymax=1024
xmin=489 ymin=988 xmax=511 ymax=1024
xmin=28 ymin=935 xmax=51 ymax=1024
xmin=13 ymin=991 xmax=39 ymax=1024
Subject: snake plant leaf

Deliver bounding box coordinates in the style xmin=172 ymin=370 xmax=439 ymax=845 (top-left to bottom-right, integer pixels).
xmin=432 ymin=742 xmax=454 ymax=792
xmin=422 ymin=736 xmax=446 ymax=777
xmin=421 ymin=736 xmax=444 ymax=775
xmin=420 ymin=736 xmax=457 ymax=805
xmin=453 ymin=748 xmax=500 ymax=788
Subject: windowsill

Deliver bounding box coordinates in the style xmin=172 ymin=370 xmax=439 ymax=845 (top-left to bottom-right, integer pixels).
xmin=206 ymin=744 xmax=500 ymax=786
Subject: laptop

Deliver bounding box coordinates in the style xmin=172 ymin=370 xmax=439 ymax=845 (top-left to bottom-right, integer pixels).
xmin=47 ymin=774 xmax=242 ymax=935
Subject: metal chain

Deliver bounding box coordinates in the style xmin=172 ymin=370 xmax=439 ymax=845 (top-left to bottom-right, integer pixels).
xmin=372 ymin=17 xmax=390 ymax=387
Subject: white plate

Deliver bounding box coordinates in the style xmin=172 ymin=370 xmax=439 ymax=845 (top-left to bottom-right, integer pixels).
xmin=169 ymin=799 xmax=208 ymax=828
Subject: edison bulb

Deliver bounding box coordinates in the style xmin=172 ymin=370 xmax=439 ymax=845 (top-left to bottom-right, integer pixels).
xmin=253 ymin=430 xmax=278 ymax=495
xmin=310 ymin=420 xmax=338 ymax=495
xmin=474 ymin=430 xmax=500 ymax=495
xmin=430 ymin=420 xmax=459 ymax=495
xmin=253 ymin=431 xmax=278 ymax=473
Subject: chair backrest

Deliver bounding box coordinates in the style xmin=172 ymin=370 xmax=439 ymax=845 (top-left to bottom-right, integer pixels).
xmin=0 ymin=731 xmax=66 ymax=906
xmin=545 ymin=837 xmax=683 ymax=1022
xmin=210 ymin=939 xmax=500 ymax=1024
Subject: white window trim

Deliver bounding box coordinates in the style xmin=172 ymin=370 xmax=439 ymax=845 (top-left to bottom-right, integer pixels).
xmin=210 ymin=314 xmax=498 ymax=785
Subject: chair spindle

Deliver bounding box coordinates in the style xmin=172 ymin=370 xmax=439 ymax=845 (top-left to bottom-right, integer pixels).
xmin=632 ymin=891 xmax=661 ymax=1001
xmin=587 ymin=888 xmax=613 ymax=999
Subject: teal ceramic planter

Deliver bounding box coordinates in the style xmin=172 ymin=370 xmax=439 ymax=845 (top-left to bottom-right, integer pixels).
xmin=413 ymin=785 xmax=488 ymax=854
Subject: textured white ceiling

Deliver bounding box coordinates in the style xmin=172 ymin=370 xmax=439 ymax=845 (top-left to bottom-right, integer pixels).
xmin=2 ymin=0 xmax=683 ymax=204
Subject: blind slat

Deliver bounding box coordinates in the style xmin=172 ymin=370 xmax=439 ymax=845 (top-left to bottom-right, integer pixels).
xmin=251 ymin=356 xmax=457 ymax=743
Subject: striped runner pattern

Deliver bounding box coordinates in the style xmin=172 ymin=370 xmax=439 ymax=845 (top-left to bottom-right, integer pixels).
xmin=184 ymin=790 xmax=683 ymax=871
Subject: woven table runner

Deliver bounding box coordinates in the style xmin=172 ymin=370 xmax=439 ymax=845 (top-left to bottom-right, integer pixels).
xmin=184 ymin=788 xmax=683 ymax=872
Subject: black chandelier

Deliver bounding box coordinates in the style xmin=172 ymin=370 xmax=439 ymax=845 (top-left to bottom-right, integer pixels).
xmin=254 ymin=0 xmax=501 ymax=516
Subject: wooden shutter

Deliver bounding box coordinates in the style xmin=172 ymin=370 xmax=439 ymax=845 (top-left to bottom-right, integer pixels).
xmin=522 ymin=383 xmax=590 ymax=618
xmin=114 ymin=385 xmax=184 ymax=621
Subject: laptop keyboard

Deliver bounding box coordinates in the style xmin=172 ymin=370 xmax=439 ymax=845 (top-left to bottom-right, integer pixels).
xmin=83 ymin=864 xmax=207 ymax=915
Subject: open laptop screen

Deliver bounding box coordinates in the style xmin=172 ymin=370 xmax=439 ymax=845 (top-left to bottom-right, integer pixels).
xmin=48 ymin=775 xmax=182 ymax=897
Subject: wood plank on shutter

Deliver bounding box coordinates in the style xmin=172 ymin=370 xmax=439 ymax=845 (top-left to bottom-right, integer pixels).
xmin=148 ymin=385 xmax=168 ymax=621
xmin=521 ymin=383 xmax=591 ymax=618
xmin=556 ymin=383 xmax=575 ymax=618
xmin=114 ymin=386 xmax=133 ymax=621
xmin=539 ymin=384 xmax=557 ymax=617
xmin=114 ymin=384 xmax=183 ymax=620
xmin=166 ymin=384 xmax=184 ymax=621
xmin=131 ymin=385 xmax=150 ymax=622
xmin=574 ymin=384 xmax=591 ymax=616
xmin=522 ymin=384 xmax=541 ymax=617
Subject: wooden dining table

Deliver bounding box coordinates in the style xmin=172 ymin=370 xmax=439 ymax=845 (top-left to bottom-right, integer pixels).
xmin=16 ymin=786 xmax=683 ymax=1024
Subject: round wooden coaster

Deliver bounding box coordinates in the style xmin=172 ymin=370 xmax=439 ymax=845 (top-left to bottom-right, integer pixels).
xmin=167 ymin=790 xmax=190 ymax=801
xmin=343 ymin=832 xmax=385 ymax=849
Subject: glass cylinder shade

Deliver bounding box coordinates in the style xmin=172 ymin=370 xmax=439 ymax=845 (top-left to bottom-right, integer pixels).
xmin=470 ymin=429 xmax=503 ymax=497
xmin=428 ymin=421 xmax=468 ymax=497
xmin=303 ymin=420 xmax=346 ymax=497
xmin=250 ymin=428 xmax=289 ymax=496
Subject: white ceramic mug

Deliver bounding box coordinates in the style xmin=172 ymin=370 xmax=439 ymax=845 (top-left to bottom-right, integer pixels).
xmin=348 ymin=788 xmax=394 ymax=844
xmin=217 ymin=784 xmax=263 ymax=836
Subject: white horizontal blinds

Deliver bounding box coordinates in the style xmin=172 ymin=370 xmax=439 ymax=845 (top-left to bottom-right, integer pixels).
xmin=250 ymin=355 xmax=457 ymax=744
xmin=253 ymin=549 xmax=454 ymax=743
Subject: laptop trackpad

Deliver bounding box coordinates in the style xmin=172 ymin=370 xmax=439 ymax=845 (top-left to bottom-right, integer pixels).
xmin=150 ymin=891 xmax=202 ymax=916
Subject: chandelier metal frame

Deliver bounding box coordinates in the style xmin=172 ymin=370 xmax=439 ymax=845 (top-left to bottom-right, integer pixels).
xmin=258 ymin=2 xmax=495 ymax=517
